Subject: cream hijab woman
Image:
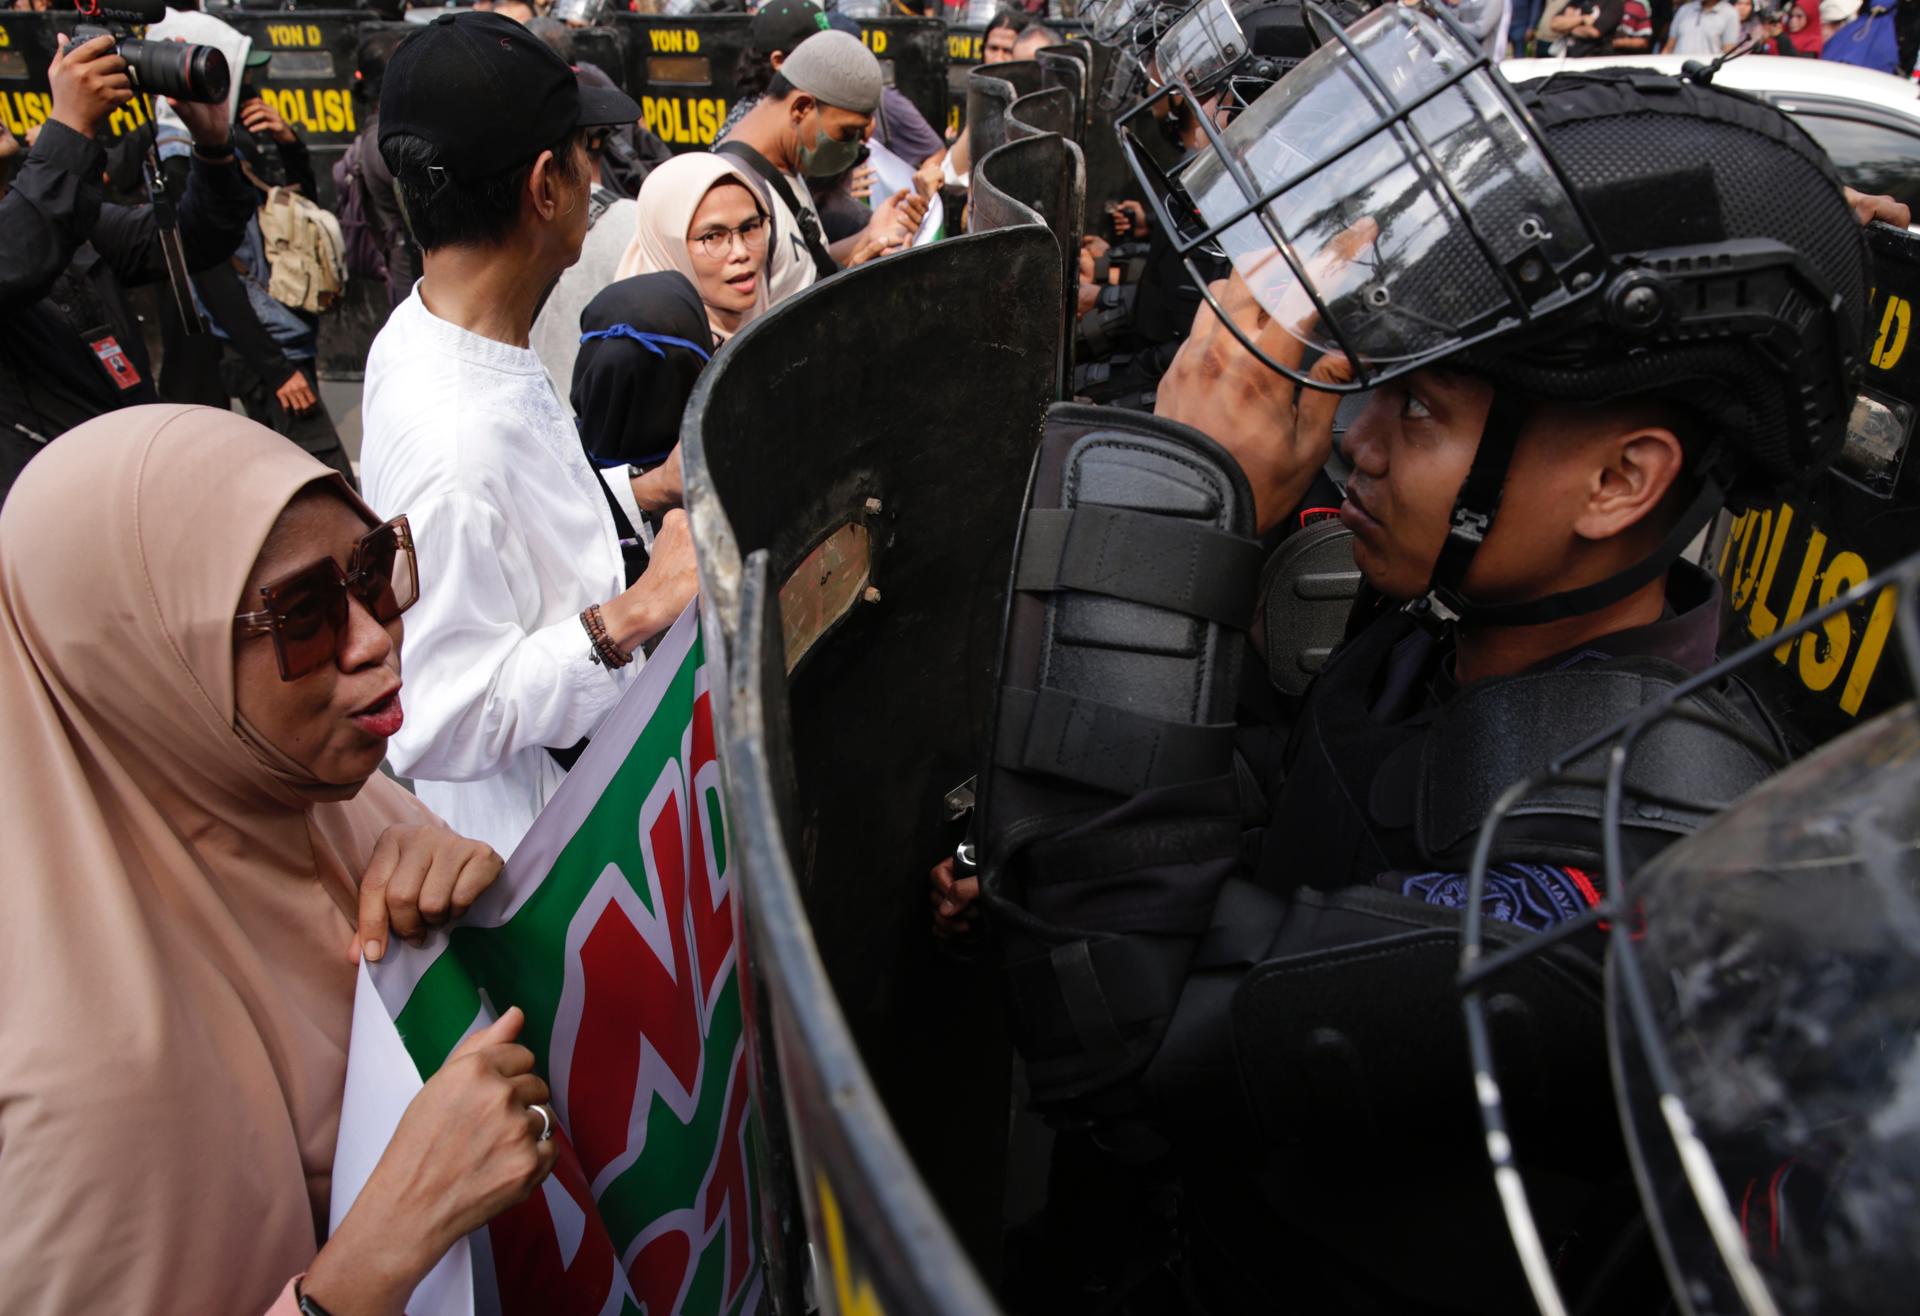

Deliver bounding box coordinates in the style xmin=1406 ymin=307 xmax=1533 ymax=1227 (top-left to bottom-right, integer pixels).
xmin=0 ymin=406 xmax=556 ymax=1315
xmin=615 ymin=152 xmax=773 ymax=343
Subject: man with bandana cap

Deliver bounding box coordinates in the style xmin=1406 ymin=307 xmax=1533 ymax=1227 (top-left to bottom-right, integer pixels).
xmin=718 ymin=28 xmax=926 ymax=303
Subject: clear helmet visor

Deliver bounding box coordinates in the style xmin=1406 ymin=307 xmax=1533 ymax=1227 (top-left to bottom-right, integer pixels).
xmin=1613 ymin=702 xmax=1920 ymax=1316
xmin=1174 ymin=4 xmax=1600 ymax=383
xmin=1151 ymin=0 xmax=1254 ymax=98
xmin=1093 ymin=0 xmax=1160 ymax=42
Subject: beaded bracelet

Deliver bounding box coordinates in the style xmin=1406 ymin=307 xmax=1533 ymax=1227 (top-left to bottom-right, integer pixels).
xmin=580 ymin=604 xmax=632 ymax=669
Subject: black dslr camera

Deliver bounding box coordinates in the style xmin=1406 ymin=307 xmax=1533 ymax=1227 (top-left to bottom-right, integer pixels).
xmin=73 ymin=0 xmax=230 ymax=104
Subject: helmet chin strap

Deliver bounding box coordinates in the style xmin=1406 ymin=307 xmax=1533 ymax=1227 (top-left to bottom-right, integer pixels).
xmin=1406 ymin=396 xmax=1728 ymax=633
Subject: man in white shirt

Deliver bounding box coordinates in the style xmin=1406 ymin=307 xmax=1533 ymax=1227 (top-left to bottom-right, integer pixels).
xmin=718 ymin=30 xmax=924 ymax=305
xmin=1664 ymin=0 xmax=1744 ymax=51
xmin=360 ymin=11 xmax=695 ymax=856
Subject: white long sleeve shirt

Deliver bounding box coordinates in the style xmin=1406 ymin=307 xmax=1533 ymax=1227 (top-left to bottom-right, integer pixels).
xmin=359 ymin=290 xmax=637 ymax=857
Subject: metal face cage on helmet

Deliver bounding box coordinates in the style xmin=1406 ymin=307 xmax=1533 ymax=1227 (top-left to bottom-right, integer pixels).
xmin=1455 ymin=551 xmax=1920 ymax=1316
xmin=1112 ymin=0 xmax=1334 ymax=247
xmin=1125 ymin=2 xmax=1608 ymax=394
xmin=1096 ymin=1 xmax=1196 ymax=112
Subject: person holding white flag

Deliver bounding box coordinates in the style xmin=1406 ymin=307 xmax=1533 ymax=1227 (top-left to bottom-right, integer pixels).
xmin=0 ymin=405 xmax=558 ymax=1316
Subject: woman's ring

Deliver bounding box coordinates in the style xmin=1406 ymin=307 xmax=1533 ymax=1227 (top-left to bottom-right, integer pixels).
xmin=530 ymin=1103 xmax=553 ymax=1143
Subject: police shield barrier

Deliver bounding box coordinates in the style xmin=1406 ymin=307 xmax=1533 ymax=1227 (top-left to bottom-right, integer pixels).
xmin=857 ymin=17 xmax=948 ymax=148
xmin=965 ymin=59 xmax=1046 ymax=174
xmin=615 ymin=14 xmax=946 ymax=153
xmin=1007 ymin=85 xmax=1074 ymax=141
xmin=223 ymin=10 xmax=384 ymax=164
xmin=944 ymin=23 xmax=983 ymax=137
xmin=1036 ymin=43 xmax=1088 ymax=140
xmin=1713 ymin=223 xmax=1920 ymax=752
xmin=972 ymin=131 xmax=1083 ymax=394
xmin=614 ymin=14 xmax=752 ymax=151
xmin=683 ymin=225 xmax=1063 ymax=1313
xmin=1077 ymin=38 xmax=1137 ymax=209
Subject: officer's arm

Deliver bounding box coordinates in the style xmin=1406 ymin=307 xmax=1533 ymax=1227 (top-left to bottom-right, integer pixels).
xmin=277 ymin=131 xmax=319 ymax=200
xmin=0 ymin=120 xmax=103 ymax=312
xmin=90 ymin=146 xmax=254 ymax=288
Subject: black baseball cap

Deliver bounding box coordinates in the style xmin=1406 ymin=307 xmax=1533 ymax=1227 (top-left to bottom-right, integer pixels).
xmin=379 ymin=11 xmax=639 ymax=181
xmin=751 ymin=0 xmax=831 ymax=58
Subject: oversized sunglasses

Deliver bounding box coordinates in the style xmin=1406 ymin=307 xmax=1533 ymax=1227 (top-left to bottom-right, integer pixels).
xmin=234 ymin=516 xmax=419 ymax=681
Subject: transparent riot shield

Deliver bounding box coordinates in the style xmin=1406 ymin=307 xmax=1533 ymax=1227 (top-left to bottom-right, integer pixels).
xmin=684 ymin=225 xmax=1064 ymax=1315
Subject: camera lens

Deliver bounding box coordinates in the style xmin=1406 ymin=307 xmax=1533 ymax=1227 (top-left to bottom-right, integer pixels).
xmin=120 ymin=37 xmax=231 ymax=105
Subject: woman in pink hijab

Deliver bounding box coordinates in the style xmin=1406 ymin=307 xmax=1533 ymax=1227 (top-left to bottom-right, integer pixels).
xmin=0 ymin=406 xmax=557 ymax=1315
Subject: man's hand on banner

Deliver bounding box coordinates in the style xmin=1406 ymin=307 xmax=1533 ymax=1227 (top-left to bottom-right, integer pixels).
xmin=356 ymin=823 xmax=504 ymax=963
xmin=306 ymin=1008 xmax=559 ymax=1316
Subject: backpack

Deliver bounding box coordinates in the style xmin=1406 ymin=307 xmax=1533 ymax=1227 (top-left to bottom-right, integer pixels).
xmin=1823 ymin=1 xmax=1902 ymax=73
xmin=257 ymin=185 xmax=348 ymax=314
xmin=331 ymin=135 xmax=390 ymax=285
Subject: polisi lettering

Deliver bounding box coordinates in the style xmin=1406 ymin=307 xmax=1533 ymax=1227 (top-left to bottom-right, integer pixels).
xmin=648 ymin=27 xmax=700 ymax=53
xmin=259 ymin=86 xmax=356 ymax=137
xmin=1720 ymin=500 xmax=1900 ymax=716
xmin=1871 ymin=294 xmax=1911 ymax=371
xmin=642 ymin=94 xmax=726 ymax=147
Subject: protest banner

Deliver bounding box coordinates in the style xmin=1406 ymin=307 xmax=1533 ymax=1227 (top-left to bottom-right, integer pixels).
xmin=330 ymin=605 xmax=762 ymax=1316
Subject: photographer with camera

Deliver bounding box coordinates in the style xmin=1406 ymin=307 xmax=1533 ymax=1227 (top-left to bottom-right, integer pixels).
xmin=0 ymin=27 xmax=252 ymax=506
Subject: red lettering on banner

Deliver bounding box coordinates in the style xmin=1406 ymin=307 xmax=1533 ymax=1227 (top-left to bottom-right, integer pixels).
xmin=485 ymin=1136 xmax=627 ymax=1313
xmin=703 ymin=1054 xmax=755 ymax=1298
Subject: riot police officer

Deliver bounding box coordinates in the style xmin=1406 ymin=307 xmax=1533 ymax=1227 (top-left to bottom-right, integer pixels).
xmin=965 ymin=6 xmax=1880 ymax=1310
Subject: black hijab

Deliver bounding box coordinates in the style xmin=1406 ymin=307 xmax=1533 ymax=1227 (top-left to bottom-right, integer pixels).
xmin=571 ymin=272 xmax=714 ymax=469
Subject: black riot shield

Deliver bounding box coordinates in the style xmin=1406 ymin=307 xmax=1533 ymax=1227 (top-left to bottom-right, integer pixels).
xmin=0 ymin=10 xmax=154 ymax=146
xmin=614 ymin=13 xmax=752 ymax=151
xmin=944 ymin=23 xmax=984 ymax=138
xmin=1078 ymin=37 xmax=1138 ymax=209
xmin=1007 ymin=85 xmax=1074 ymax=141
xmin=972 ymin=131 xmax=1083 ymax=396
xmin=223 ymin=10 xmax=388 ymax=166
xmin=1036 ymin=43 xmax=1088 ymax=141
xmin=614 ymin=14 xmax=946 ymax=153
xmin=855 ymin=17 xmax=947 ymax=148
xmin=683 ymin=225 xmax=1062 ymax=1313
xmin=568 ymin=23 xmax=630 ymax=94
xmin=1713 ymin=222 xmax=1920 ymax=752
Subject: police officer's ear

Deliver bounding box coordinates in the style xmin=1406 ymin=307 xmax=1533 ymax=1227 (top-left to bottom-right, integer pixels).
xmin=1569 ymin=416 xmax=1688 ymax=547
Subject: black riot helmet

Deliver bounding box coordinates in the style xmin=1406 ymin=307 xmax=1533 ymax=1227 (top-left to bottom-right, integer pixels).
xmin=1455 ymin=550 xmax=1920 ymax=1316
xmin=1155 ymin=2 xmax=1870 ymax=629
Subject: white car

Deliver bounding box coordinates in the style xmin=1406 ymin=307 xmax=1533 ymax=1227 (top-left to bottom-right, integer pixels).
xmin=1500 ymin=54 xmax=1920 ymax=213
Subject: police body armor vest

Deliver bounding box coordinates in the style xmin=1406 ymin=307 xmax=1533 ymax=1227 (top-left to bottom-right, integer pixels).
xmin=982 ymin=409 xmax=1789 ymax=1168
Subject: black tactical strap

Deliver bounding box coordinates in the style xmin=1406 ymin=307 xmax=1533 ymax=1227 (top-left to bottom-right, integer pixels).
xmin=1420 ymin=389 xmax=1530 ymax=624
xmin=1454 ymin=474 xmax=1725 ymax=628
xmin=995 ymin=686 xmax=1238 ymax=795
xmin=1015 ymin=506 xmax=1265 ymax=628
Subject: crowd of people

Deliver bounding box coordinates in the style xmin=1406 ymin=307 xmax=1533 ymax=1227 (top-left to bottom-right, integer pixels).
xmin=0 ymin=0 xmax=1914 ymax=1312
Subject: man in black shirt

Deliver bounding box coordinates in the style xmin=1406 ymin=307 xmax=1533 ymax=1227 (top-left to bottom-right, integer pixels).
xmin=0 ymin=32 xmax=252 ymax=503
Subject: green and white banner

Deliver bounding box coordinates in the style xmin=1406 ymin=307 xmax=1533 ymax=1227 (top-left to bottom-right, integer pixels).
xmin=331 ymin=605 xmax=763 ymax=1316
